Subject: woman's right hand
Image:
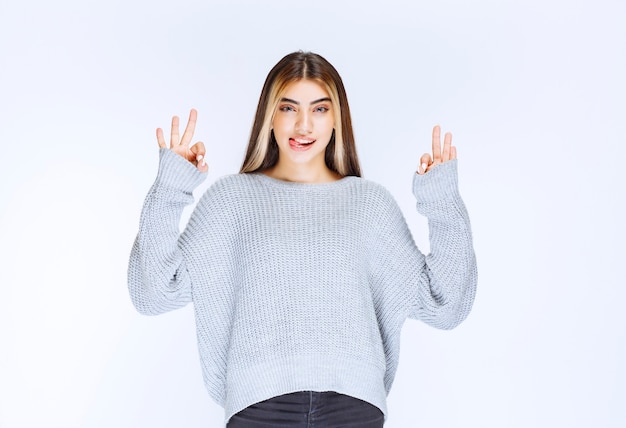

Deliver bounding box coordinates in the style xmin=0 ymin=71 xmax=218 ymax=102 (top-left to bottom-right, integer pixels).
xmin=156 ymin=108 xmax=208 ymax=172
xmin=417 ymin=125 xmax=456 ymax=175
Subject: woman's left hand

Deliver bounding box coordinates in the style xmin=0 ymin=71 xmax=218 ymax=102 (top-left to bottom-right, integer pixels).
xmin=418 ymin=125 xmax=457 ymax=174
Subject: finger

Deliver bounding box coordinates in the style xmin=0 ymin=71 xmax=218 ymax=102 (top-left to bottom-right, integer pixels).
xmin=190 ymin=141 xmax=207 ymax=167
xmin=170 ymin=115 xmax=180 ymax=147
xmin=418 ymin=153 xmax=432 ymax=174
xmin=432 ymin=125 xmax=442 ymax=162
xmin=190 ymin=142 xmax=208 ymax=172
xmin=190 ymin=141 xmax=206 ymax=158
xmin=180 ymin=109 xmax=198 ymax=148
xmin=451 ymin=145 xmax=457 ymax=160
xmin=442 ymin=132 xmax=452 ymax=161
xmin=156 ymin=128 xmax=166 ymax=149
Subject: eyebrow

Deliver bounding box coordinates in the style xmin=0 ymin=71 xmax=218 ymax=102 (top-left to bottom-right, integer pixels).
xmin=280 ymin=97 xmax=332 ymax=105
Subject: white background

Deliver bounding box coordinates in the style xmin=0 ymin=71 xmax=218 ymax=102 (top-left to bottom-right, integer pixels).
xmin=1 ymin=0 xmax=624 ymax=427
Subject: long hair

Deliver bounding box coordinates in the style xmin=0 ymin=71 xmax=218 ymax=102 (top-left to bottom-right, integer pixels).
xmin=240 ymin=51 xmax=361 ymax=177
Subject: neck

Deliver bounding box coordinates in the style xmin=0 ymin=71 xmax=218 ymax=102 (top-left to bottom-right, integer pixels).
xmin=263 ymin=161 xmax=341 ymax=183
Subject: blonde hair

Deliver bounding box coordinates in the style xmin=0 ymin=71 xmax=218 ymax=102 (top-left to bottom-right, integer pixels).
xmin=240 ymin=51 xmax=361 ymax=177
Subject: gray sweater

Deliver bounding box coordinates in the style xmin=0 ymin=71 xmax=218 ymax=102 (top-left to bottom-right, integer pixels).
xmin=128 ymin=148 xmax=477 ymax=423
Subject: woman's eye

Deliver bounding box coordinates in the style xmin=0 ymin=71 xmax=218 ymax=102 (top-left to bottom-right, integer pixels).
xmin=314 ymin=106 xmax=329 ymax=113
xmin=279 ymin=105 xmax=295 ymax=112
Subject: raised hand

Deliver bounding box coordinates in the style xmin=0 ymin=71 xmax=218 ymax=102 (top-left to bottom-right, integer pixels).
xmin=156 ymin=108 xmax=208 ymax=172
xmin=418 ymin=125 xmax=457 ymax=174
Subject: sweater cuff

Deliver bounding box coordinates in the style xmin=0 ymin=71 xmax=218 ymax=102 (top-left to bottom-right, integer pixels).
xmin=155 ymin=148 xmax=206 ymax=192
xmin=412 ymin=159 xmax=460 ymax=203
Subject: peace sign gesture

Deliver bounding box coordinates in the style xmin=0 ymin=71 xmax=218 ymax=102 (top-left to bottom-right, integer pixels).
xmin=418 ymin=125 xmax=457 ymax=174
xmin=156 ymin=109 xmax=208 ymax=172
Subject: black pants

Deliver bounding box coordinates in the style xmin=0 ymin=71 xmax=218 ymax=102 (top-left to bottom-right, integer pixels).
xmin=227 ymin=391 xmax=385 ymax=427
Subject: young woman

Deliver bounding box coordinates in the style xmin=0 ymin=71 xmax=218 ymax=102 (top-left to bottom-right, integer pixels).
xmin=128 ymin=51 xmax=477 ymax=427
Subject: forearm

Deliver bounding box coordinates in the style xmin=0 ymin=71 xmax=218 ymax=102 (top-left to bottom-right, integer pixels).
xmin=127 ymin=149 xmax=205 ymax=315
xmin=417 ymin=201 xmax=477 ymax=329
xmin=412 ymin=160 xmax=477 ymax=329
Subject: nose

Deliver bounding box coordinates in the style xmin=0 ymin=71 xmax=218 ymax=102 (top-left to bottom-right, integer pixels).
xmin=295 ymin=111 xmax=312 ymax=135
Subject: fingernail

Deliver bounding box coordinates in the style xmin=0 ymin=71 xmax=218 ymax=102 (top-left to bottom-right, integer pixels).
xmin=421 ymin=163 xmax=427 ymax=173
xmin=197 ymin=154 xmax=203 ymax=161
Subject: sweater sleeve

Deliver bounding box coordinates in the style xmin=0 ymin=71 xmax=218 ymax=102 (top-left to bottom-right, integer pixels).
xmin=370 ymin=160 xmax=477 ymax=330
xmin=127 ymin=148 xmax=207 ymax=315
xmin=409 ymin=159 xmax=477 ymax=329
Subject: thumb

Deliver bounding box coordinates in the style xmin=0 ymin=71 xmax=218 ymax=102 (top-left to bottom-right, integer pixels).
xmin=190 ymin=142 xmax=208 ymax=172
xmin=418 ymin=153 xmax=431 ymax=174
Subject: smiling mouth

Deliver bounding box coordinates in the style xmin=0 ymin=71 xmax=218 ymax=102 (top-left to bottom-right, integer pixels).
xmin=289 ymin=138 xmax=316 ymax=150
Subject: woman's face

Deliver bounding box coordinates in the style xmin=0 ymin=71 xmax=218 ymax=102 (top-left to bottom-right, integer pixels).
xmin=271 ymin=79 xmax=335 ymax=171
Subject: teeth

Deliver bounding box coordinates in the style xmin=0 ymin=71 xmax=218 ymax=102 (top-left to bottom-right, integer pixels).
xmin=294 ymin=138 xmax=314 ymax=145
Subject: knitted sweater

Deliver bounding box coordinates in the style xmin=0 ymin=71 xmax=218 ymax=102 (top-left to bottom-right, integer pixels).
xmin=128 ymin=148 xmax=477 ymax=424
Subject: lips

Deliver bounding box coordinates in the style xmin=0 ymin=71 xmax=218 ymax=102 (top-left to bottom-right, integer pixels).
xmin=289 ymin=137 xmax=316 ymax=151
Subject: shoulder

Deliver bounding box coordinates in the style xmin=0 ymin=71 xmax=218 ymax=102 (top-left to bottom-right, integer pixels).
xmin=187 ymin=174 xmax=264 ymax=230
xmin=346 ymin=178 xmax=413 ymax=246
xmin=351 ymin=177 xmax=400 ymax=208
xmin=357 ymin=177 xmax=394 ymax=197
xmin=191 ymin=174 xmax=252 ymax=214
xmin=200 ymin=173 xmax=261 ymax=198
xmin=341 ymin=177 xmax=405 ymax=226
xmin=211 ymin=173 xmax=257 ymax=189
